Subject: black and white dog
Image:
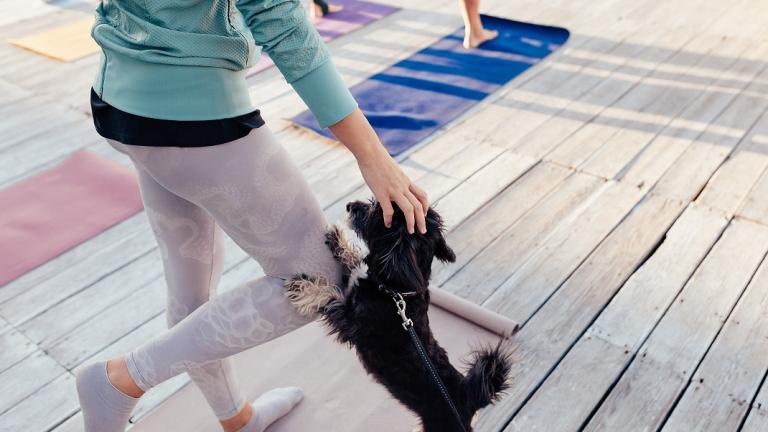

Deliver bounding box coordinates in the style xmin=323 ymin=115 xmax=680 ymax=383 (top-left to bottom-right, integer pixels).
xmin=285 ymin=198 xmax=512 ymax=432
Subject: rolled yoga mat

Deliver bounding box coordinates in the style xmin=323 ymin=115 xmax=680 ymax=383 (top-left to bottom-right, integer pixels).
xmin=130 ymin=287 xmax=517 ymax=431
xmin=0 ymin=150 xmax=143 ymax=286
xmin=246 ymin=0 xmax=399 ymax=77
xmin=291 ymin=15 xmax=570 ymax=156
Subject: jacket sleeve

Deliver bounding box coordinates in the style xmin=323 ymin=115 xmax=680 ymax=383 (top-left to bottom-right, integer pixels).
xmin=235 ymin=0 xmax=358 ymax=128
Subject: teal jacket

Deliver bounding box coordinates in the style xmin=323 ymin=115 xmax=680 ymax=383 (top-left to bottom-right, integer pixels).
xmin=89 ymin=0 xmax=358 ymax=127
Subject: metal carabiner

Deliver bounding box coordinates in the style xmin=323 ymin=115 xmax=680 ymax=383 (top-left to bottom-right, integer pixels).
xmin=393 ymin=292 xmax=413 ymax=330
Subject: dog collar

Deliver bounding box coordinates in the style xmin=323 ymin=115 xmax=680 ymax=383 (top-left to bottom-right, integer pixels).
xmin=376 ymin=283 xmax=418 ymax=298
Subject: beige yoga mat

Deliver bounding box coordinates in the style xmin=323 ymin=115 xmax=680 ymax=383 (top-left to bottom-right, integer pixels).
xmin=8 ymin=15 xmax=98 ymax=61
xmin=130 ymin=288 xmax=517 ymax=432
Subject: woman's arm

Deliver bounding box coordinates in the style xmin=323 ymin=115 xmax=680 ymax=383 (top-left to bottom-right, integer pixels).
xmin=236 ymin=0 xmax=428 ymax=233
xmin=236 ymin=0 xmax=357 ymax=128
xmin=329 ymin=109 xmax=429 ymax=235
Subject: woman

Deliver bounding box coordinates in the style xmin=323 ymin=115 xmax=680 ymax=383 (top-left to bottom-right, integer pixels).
xmin=79 ymin=0 xmax=429 ymax=431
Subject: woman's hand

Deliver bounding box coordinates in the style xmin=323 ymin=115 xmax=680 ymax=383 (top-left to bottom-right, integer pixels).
xmin=328 ymin=108 xmax=429 ymax=234
xmin=357 ymin=147 xmax=429 ymax=234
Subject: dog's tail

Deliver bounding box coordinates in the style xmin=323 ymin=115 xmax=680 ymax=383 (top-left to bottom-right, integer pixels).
xmin=464 ymin=338 xmax=513 ymax=411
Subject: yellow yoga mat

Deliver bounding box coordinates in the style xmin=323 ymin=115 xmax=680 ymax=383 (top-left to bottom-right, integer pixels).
xmin=7 ymin=15 xmax=98 ymax=62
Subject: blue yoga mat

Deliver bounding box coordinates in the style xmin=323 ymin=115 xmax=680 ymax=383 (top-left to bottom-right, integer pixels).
xmin=291 ymin=15 xmax=570 ymax=155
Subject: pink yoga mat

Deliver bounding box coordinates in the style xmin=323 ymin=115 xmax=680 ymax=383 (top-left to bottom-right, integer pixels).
xmin=0 ymin=150 xmax=143 ymax=286
xmin=131 ymin=288 xmax=516 ymax=431
xmin=246 ymin=0 xmax=399 ymax=77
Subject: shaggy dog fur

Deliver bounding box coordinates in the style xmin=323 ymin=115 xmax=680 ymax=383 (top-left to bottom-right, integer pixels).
xmin=285 ymin=199 xmax=513 ymax=432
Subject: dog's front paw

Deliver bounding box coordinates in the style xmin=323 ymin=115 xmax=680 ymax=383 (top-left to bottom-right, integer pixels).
xmin=284 ymin=273 xmax=343 ymax=317
xmin=325 ymin=223 xmax=364 ymax=271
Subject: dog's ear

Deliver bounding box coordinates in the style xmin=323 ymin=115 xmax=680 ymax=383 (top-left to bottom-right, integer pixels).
xmin=435 ymin=236 xmax=456 ymax=263
xmin=424 ymin=206 xmax=455 ymax=263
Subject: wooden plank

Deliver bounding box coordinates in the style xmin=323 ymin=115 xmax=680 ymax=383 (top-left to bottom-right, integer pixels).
xmin=0 ymin=351 xmax=66 ymax=415
xmin=661 ymin=249 xmax=768 ymax=431
xmin=483 ymin=180 xmax=646 ymax=325
xmin=50 ymin=412 xmax=84 ymax=432
xmin=0 ymin=214 xmax=146 ymax=304
xmin=48 ymin=279 xmax=166 ymax=368
xmin=0 ymin=373 xmax=79 ymax=432
xmin=739 ymin=165 xmax=768 ymax=226
xmin=583 ymin=218 xmax=768 ymax=432
xmin=742 ymin=381 xmax=768 ymax=432
xmin=475 ymin=192 xmax=686 ymax=431
xmin=440 ymin=171 xmax=604 ymax=303
xmin=506 ymin=203 xmax=728 ymax=431
xmin=0 ymin=97 xmax=89 ymax=152
xmin=579 ymin=35 xmax=748 ymax=179
xmin=0 ymin=224 xmax=157 ymax=325
xmin=0 ymin=326 xmax=37 ymax=374
xmin=618 ymin=39 xmax=768 ymax=190
xmin=509 ymin=28 xmax=685 ymax=159
xmin=651 ymin=64 xmax=768 ymax=203
xmin=18 ymin=249 xmax=164 ymax=347
xmin=540 ymin=29 xmax=696 ymax=166
xmin=432 ymin=162 xmax=571 ymax=286
xmin=0 ymin=117 xmax=102 ymax=187
xmin=432 ymin=151 xmax=537 ymax=230
xmin=697 ymin=108 xmax=768 ymax=216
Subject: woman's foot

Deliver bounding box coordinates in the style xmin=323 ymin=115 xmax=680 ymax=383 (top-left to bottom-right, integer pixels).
xmin=463 ymin=28 xmax=499 ymax=49
xmin=75 ymin=360 xmax=142 ymax=432
xmin=223 ymin=387 xmax=304 ymax=432
xmin=311 ymin=2 xmax=344 ymax=18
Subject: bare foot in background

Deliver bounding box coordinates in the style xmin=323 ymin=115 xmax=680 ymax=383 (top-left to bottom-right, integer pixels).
xmin=311 ymin=1 xmax=343 ymax=18
xmin=459 ymin=0 xmax=498 ymax=48
xmin=464 ymin=28 xmax=499 ymax=48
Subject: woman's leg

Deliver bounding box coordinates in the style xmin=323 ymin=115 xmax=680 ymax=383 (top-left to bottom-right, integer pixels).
xmin=458 ymin=0 xmax=498 ymax=48
xmin=131 ymin=163 xmax=252 ymax=422
xmin=76 ymin=126 xmax=342 ymax=432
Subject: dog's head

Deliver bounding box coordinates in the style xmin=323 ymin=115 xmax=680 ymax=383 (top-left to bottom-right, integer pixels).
xmin=344 ymin=198 xmax=455 ymax=293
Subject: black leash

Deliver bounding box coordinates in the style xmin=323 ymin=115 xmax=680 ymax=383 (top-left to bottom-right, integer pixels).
xmin=378 ymin=284 xmax=469 ymax=432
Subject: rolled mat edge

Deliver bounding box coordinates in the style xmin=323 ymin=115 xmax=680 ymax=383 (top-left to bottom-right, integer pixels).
xmin=429 ymin=286 xmax=519 ymax=337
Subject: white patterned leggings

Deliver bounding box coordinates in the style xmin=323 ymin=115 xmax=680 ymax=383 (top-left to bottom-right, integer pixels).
xmin=105 ymin=125 xmax=343 ymax=420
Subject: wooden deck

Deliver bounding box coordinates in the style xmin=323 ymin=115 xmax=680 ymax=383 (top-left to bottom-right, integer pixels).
xmin=2 ymin=0 xmax=768 ymax=430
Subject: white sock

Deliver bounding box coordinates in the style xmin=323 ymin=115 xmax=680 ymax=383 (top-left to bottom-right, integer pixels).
xmin=238 ymin=387 xmax=304 ymax=432
xmin=75 ymin=361 xmax=140 ymax=432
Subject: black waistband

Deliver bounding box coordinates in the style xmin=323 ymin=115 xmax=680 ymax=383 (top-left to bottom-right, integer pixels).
xmin=90 ymin=87 xmax=266 ymax=147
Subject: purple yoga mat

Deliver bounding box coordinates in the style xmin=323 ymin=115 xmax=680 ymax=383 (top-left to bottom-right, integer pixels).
xmin=0 ymin=151 xmax=143 ymax=286
xmin=246 ymin=0 xmax=399 ymax=77
xmin=291 ymin=15 xmax=570 ymax=155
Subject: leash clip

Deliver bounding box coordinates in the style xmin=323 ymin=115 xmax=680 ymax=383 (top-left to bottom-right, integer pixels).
xmin=393 ymin=292 xmax=413 ymax=330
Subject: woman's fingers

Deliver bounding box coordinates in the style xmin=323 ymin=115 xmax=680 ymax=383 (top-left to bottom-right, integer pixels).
xmin=405 ymin=192 xmax=427 ymax=234
xmin=409 ymin=183 xmax=429 ymax=217
xmin=393 ymin=194 xmax=416 ymax=234
xmin=378 ymin=195 xmax=395 ymax=228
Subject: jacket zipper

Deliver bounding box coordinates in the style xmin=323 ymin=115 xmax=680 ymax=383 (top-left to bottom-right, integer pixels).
xmin=227 ymin=0 xmax=252 ymax=68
